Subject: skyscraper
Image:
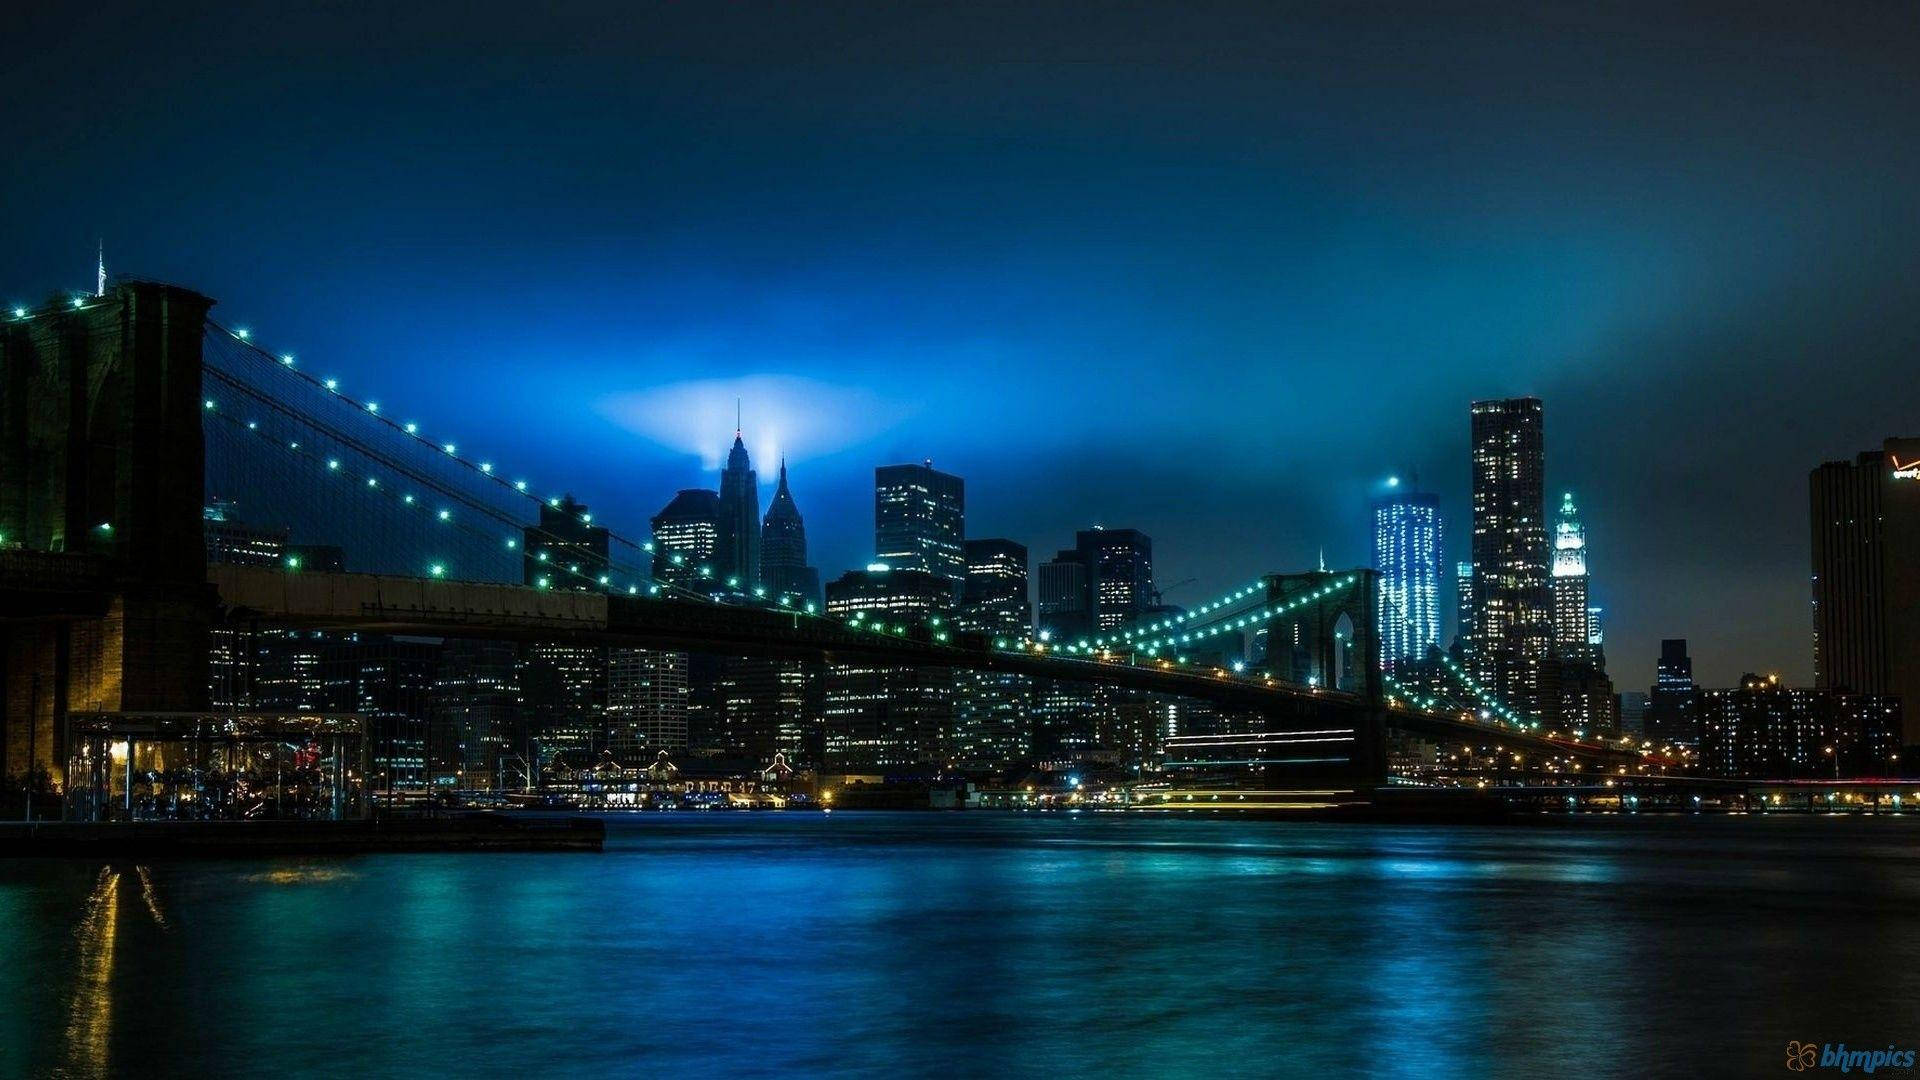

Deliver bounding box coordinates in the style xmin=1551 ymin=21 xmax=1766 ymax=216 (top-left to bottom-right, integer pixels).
xmin=650 ymin=488 xmax=721 ymax=593
xmin=523 ymin=494 xmax=609 ymax=589
xmin=1036 ymin=550 xmax=1092 ymax=642
xmin=522 ymin=496 xmax=611 ymax=762
xmin=1078 ymin=527 xmax=1154 ymax=631
xmin=1810 ymin=438 xmax=1920 ymax=747
xmin=607 ymin=649 xmax=688 ymax=758
xmin=1468 ymin=397 xmax=1551 ymax=718
xmin=1550 ymin=491 xmax=1592 ymax=658
xmin=960 ymin=539 xmax=1032 ymax=635
xmin=875 ymin=461 xmax=965 ymax=595
xmin=760 ymin=459 xmax=821 ymax=609
xmin=821 ymin=566 xmax=956 ymax=770
xmin=1645 ymin=638 xmax=1698 ymax=747
xmin=1372 ymin=490 xmax=1442 ymax=671
xmin=716 ymin=425 xmax=760 ymax=592
xmin=955 ymin=539 xmax=1033 ymax=768
xmin=1452 ymin=561 xmax=1474 ymax=654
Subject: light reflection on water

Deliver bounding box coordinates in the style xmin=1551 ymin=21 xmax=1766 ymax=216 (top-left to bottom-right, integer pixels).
xmin=2 ymin=814 xmax=1919 ymax=1077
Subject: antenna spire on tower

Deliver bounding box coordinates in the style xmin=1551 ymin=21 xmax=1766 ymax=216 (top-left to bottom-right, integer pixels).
xmin=95 ymin=238 xmax=105 ymax=298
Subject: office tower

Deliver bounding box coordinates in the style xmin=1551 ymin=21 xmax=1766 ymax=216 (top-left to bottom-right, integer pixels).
xmin=1617 ymin=691 xmax=1650 ymax=737
xmin=821 ymin=566 xmax=955 ymax=770
xmin=1810 ymin=438 xmax=1920 ymax=747
xmin=1550 ymin=491 xmax=1592 ymax=658
xmin=524 ymin=494 xmax=610 ymax=589
xmin=760 ymin=459 xmax=822 ymax=609
xmin=650 ymin=488 xmax=721 ymax=593
xmin=1078 ymin=527 xmax=1154 ymax=631
xmin=874 ymin=461 xmax=965 ymax=595
xmin=324 ymin=634 xmax=439 ymax=792
xmin=960 ymin=539 xmax=1032 ymax=635
xmin=1372 ymin=490 xmax=1442 ymax=671
xmin=717 ymin=425 xmax=760 ymax=591
xmin=955 ymin=539 xmax=1033 ymax=768
xmin=204 ymin=503 xmax=290 ymax=708
xmin=1468 ymin=397 xmax=1551 ymax=718
xmin=522 ymin=496 xmax=610 ymax=762
xmin=1645 ymin=639 xmax=1698 ymax=747
xmin=1036 ymin=550 xmax=1092 ymax=642
xmin=607 ymin=649 xmax=688 ymax=757
xmin=432 ymin=638 xmax=523 ymax=789
xmin=1587 ymin=607 xmax=1604 ymax=650
xmin=1453 ymin=561 xmax=1474 ymax=651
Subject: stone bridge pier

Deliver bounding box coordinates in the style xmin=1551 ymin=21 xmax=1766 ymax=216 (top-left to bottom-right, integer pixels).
xmin=1 ymin=283 xmax=216 ymax=787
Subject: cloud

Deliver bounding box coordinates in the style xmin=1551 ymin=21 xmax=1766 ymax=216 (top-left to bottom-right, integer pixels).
xmin=596 ymin=375 xmax=918 ymax=470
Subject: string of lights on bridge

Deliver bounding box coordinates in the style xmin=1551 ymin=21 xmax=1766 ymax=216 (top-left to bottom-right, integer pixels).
xmin=199 ymin=319 xmax=1567 ymax=702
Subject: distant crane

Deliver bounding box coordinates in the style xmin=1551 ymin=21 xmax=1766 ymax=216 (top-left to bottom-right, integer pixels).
xmin=1152 ymin=577 xmax=1197 ymax=607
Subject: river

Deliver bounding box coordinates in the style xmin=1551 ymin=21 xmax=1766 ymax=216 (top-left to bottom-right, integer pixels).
xmin=3 ymin=812 xmax=1916 ymax=1077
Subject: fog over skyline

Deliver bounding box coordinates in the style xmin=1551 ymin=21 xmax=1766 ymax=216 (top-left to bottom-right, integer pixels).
xmin=5 ymin=1 xmax=1918 ymax=687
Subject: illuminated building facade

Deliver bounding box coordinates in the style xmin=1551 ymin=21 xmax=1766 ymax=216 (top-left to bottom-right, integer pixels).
xmin=1079 ymin=527 xmax=1154 ymax=631
xmin=650 ymin=488 xmax=721 ymax=593
xmin=1810 ymin=437 xmax=1920 ymax=747
xmin=1372 ymin=490 xmax=1441 ymax=670
xmin=607 ymin=649 xmax=688 ymax=756
xmin=822 ymin=566 xmax=955 ymax=770
xmin=874 ymin=462 xmax=965 ymax=597
xmin=1550 ymin=491 xmax=1593 ymax=659
xmin=1696 ymin=674 xmax=1900 ymax=778
xmin=522 ymin=496 xmax=609 ymax=762
xmin=955 ymin=539 xmax=1033 ymax=767
xmin=1468 ymin=397 xmax=1551 ymax=718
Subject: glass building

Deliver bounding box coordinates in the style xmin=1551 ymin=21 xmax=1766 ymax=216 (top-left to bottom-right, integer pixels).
xmin=821 ymin=566 xmax=955 ymax=771
xmin=650 ymin=488 xmax=721 ymax=594
xmin=874 ymin=462 xmax=965 ymax=597
xmin=1372 ymin=490 xmax=1441 ymax=671
xmin=1468 ymin=397 xmax=1551 ymax=718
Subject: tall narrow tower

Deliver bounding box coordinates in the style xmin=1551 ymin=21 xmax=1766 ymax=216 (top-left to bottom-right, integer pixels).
xmin=1468 ymin=397 xmax=1550 ymax=716
xmin=1373 ymin=487 xmax=1442 ymax=670
xmin=760 ymin=459 xmax=821 ymax=608
xmin=716 ymin=414 xmax=760 ymax=591
xmin=1550 ymin=491 xmax=1592 ymax=658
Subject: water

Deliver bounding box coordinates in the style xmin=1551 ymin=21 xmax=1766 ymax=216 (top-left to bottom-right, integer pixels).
xmin=2 ymin=812 xmax=1917 ymax=1078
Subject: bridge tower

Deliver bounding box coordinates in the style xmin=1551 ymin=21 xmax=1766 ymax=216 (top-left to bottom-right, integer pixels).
xmin=1259 ymin=568 xmax=1382 ymax=701
xmin=1 ymin=281 xmax=216 ymax=788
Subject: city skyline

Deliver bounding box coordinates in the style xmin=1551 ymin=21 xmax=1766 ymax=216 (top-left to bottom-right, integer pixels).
xmin=7 ymin=2 xmax=1920 ymax=692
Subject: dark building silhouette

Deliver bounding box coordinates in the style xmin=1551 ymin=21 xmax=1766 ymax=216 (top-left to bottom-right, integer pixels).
xmin=1468 ymin=397 xmax=1551 ymax=721
xmin=1645 ymin=639 xmax=1698 ymax=747
xmin=759 ymin=459 xmax=821 ymax=609
xmin=1036 ymin=550 xmax=1092 ymax=643
xmin=522 ymin=495 xmax=610 ymax=764
xmin=1811 ymin=438 xmax=1920 ymax=747
xmin=717 ymin=426 xmax=760 ymax=592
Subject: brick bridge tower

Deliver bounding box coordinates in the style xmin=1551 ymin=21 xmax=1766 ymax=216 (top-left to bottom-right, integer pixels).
xmin=1 ymin=281 xmax=216 ymax=786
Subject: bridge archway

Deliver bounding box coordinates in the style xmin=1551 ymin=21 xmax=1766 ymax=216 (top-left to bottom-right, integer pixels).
xmin=1258 ymin=569 xmax=1381 ymax=703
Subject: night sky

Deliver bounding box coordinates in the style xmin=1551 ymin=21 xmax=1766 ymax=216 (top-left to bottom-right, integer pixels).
xmin=6 ymin=2 xmax=1917 ymax=687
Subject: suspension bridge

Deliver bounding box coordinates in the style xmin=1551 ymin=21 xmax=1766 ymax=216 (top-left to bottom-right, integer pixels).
xmin=0 ymin=280 xmax=1652 ymax=794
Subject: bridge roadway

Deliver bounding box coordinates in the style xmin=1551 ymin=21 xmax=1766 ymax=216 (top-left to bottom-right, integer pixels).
xmin=197 ymin=565 xmax=1642 ymax=766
